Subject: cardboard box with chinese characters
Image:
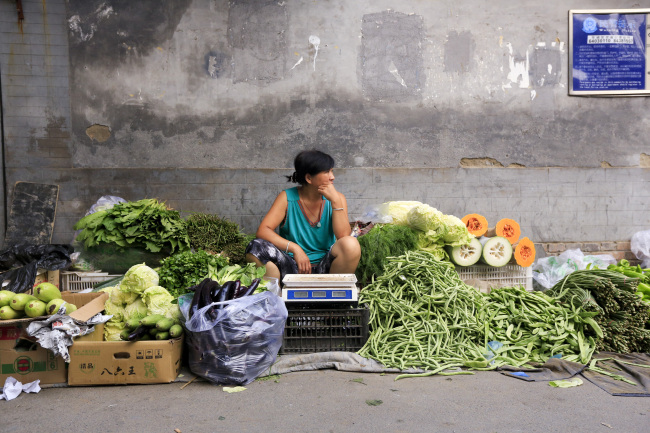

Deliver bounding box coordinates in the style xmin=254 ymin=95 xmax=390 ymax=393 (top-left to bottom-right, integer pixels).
xmin=0 ymin=291 xmax=107 ymax=385
xmin=67 ymin=337 xmax=183 ymax=386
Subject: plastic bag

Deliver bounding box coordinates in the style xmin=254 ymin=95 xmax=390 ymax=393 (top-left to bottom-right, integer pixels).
xmin=631 ymin=230 xmax=650 ymax=268
xmin=0 ymin=244 xmax=73 ymax=293
xmin=179 ymin=291 xmax=287 ymax=386
xmin=532 ymin=249 xmax=617 ymax=290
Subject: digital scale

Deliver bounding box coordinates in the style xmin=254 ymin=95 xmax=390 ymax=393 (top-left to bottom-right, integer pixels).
xmin=281 ymin=274 xmax=358 ymax=305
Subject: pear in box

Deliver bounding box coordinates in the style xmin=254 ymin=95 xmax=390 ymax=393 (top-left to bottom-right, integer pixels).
xmin=25 ymin=299 xmax=48 ymax=318
xmin=46 ymin=298 xmax=66 ymax=315
xmin=10 ymin=293 xmax=36 ymax=311
xmin=0 ymin=290 xmax=15 ymax=308
xmin=35 ymin=282 xmax=62 ymax=303
xmin=0 ymin=305 xmax=24 ymax=320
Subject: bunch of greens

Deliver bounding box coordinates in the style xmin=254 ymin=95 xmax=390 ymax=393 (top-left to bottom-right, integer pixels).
xmin=206 ymin=262 xmax=268 ymax=288
xmin=186 ymin=213 xmax=253 ymax=265
xmin=74 ymin=198 xmax=190 ymax=254
xmin=158 ymin=249 xmax=230 ymax=299
xmin=356 ymin=223 xmax=419 ymax=286
xmin=548 ymin=269 xmax=650 ymax=353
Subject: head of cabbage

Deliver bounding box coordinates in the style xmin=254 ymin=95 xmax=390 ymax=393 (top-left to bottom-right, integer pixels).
xmin=119 ymin=263 xmax=159 ymax=295
xmin=103 ymin=320 xmax=126 ymax=341
xmin=142 ymin=285 xmax=174 ymax=316
xmin=123 ymin=298 xmax=148 ymax=322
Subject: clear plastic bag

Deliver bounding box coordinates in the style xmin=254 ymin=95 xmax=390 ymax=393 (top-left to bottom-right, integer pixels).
xmin=179 ymin=291 xmax=287 ymax=385
xmin=532 ymin=249 xmax=616 ymax=290
xmin=631 ymin=230 xmax=650 ymax=268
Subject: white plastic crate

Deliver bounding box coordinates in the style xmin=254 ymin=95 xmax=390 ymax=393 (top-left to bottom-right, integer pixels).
xmin=456 ymin=264 xmax=532 ymax=291
xmin=60 ymin=271 xmax=121 ymax=292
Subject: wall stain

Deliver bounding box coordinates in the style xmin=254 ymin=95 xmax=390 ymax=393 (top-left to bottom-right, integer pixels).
xmin=86 ymin=124 xmax=111 ymax=142
xmin=67 ymin=0 xmax=192 ymax=68
xmin=460 ymin=157 xmax=504 ymax=168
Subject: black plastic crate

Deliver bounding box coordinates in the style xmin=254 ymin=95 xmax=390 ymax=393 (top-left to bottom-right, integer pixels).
xmin=280 ymin=306 xmax=369 ymax=354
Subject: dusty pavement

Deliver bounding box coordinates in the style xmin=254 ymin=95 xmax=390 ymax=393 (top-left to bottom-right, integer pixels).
xmin=3 ymin=368 xmax=648 ymax=433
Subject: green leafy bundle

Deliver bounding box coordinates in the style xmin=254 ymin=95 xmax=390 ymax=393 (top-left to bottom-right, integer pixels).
xmin=548 ymin=269 xmax=650 ymax=353
xmin=186 ymin=213 xmax=252 ymax=265
xmin=74 ymin=198 xmax=190 ymax=254
xmin=158 ymin=249 xmax=230 ymax=298
xmin=356 ymin=223 xmax=419 ymax=286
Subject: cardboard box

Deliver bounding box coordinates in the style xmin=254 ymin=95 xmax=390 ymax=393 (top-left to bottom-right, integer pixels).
xmin=67 ymin=337 xmax=184 ymax=386
xmin=33 ymin=269 xmax=60 ymax=290
xmin=0 ymin=291 xmax=108 ymax=385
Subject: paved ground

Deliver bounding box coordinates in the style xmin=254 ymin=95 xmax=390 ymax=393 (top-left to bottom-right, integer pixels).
xmin=3 ymin=368 xmax=648 ymax=433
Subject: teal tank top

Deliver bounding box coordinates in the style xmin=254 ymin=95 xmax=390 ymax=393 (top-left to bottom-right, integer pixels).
xmin=279 ymin=187 xmax=336 ymax=263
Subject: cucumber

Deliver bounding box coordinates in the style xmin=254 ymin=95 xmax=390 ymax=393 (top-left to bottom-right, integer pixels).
xmin=155 ymin=331 xmax=170 ymax=340
xmin=140 ymin=314 xmax=166 ymax=327
xmin=120 ymin=329 xmax=131 ymax=341
xmin=448 ymin=237 xmax=482 ymax=267
xmin=169 ymin=324 xmax=184 ymax=338
xmin=125 ymin=318 xmax=141 ymax=330
xmin=479 ymin=236 xmax=513 ymax=267
xmin=155 ymin=317 xmax=175 ymax=332
xmin=148 ymin=327 xmax=159 ymax=336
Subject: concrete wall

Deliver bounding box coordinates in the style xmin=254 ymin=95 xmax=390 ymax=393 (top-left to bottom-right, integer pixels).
xmin=1 ymin=0 xmax=649 ymax=253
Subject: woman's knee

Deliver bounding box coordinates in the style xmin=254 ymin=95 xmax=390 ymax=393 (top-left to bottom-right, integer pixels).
xmin=334 ymin=236 xmax=361 ymax=259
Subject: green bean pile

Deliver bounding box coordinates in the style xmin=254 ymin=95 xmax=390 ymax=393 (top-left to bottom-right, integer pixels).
xmin=357 ymin=251 xmax=602 ymax=378
xmin=358 ymin=251 xmax=488 ymax=375
xmin=479 ymin=286 xmax=599 ymax=366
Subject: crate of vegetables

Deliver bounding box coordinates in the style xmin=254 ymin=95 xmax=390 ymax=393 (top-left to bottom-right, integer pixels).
xmin=280 ymin=306 xmax=369 ymax=354
xmin=456 ymin=264 xmax=532 ymax=291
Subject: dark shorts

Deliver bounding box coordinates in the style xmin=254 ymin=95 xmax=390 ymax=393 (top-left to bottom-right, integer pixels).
xmin=245 ymin=238 xmax=335 ymax=282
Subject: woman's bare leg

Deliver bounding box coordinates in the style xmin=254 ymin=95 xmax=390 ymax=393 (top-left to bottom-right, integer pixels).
xmin=329 ymin=236 xmax=361 ymax=274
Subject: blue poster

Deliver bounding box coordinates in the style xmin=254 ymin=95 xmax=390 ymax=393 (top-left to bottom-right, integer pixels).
xmin=572 ymin=13 xmax=646 ymax=91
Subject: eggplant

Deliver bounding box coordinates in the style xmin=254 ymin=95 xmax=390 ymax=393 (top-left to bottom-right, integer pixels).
xmin=225 ymin=280 xmax=240 ymax=301
xmin=217 ymin=281 xmax=234 ymax=308
xmin=241 ymin=278 xmax=261 ymax=298
xmin=128 ymin=325 xmax=149 ymax=341
xmin=210 ymin=282 xmax=223 ymax=302
xmin=190 ymin=278 xmax=212 ymax=318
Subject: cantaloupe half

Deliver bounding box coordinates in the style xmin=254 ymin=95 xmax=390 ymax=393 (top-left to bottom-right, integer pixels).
xmin=486 ymin=218 xmax=521 ymax=245
xmin=461 ymin=214 xmax=488 ymax=237
xmin=513 ymin=237 xmax=536 ymax=267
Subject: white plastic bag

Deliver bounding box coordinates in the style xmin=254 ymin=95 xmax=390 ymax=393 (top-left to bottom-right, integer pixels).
xmin=631 ymin=230 xmax=650 ymax=268
xmin=532 ymin=249 xmax=617 ymax=290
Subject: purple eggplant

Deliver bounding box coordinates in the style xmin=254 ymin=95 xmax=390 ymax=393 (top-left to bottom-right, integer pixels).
xmin=241 ymin=278 xmax=261 ymax=297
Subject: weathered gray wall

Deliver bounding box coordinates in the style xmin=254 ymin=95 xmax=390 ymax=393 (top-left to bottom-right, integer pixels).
xmin=1 ymin=0 xmax=649 ymax=251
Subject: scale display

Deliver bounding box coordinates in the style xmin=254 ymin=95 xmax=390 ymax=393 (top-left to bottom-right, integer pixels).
xmin=282 ymin=288 xmax=357 ymax=302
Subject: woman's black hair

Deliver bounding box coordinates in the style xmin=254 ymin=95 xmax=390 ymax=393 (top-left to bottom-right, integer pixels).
xmin=286 ymin=149 xmax=335 ymax=184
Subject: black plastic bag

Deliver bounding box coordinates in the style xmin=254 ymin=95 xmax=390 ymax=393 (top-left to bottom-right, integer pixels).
xmin=0 ymin=243 xmax=73 ymax=293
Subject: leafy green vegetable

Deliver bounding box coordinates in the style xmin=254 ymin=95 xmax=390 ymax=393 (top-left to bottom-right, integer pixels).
xmin=356 ymin=224 xmax=419 ymax=286
xmin=74 ymin=198 xmax=190 ymax=254
xmin=141 ymin=286 xmax=175 ymax=316
xmin=119 ymin=263 xmax=160 ymax=296
xmin=158 ymin=249 xmax=230 ymax=299
xmin=123 ymin=298 xmax=148 ymax=322
xmin=206 ymin=262 xmax=267 ymax=286
xmin=186 ymin=213 xmax=253 ymax=265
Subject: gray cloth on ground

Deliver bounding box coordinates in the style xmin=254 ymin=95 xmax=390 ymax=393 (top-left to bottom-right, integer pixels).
xmin=581 ymin=352 xmax=650 ymax=397
xmin=261 ymin=352 xmax=426 ymax=376
xmin=497 ymin=358 xmax=586 ymax=382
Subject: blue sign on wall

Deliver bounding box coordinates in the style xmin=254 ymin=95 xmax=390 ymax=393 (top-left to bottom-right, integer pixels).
xmin=571 ymin=12 xmax=647 ymax=93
